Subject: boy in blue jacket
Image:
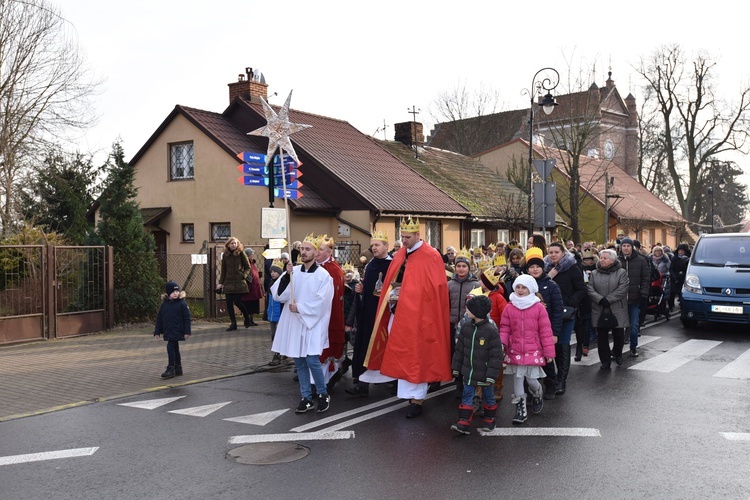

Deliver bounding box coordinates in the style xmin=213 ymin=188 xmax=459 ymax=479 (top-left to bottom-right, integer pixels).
xmin=154 ymin=281 xmax=191 ymax=379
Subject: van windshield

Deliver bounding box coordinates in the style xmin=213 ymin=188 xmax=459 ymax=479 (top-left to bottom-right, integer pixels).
xmin=692 ymin=236 xmax=750 ymax=266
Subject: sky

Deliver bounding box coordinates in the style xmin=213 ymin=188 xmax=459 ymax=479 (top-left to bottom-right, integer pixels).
xmin=60 ymin=1 xmax=750 ymax=205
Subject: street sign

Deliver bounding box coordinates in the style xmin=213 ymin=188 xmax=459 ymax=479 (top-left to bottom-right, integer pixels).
xmin=238 ymin=176 xmax=302 ymax=189
xmin=237 ymin=164 xmax=299 ymax=177
xmin=268 ymin=238 xmax=288 ymax=249
xmin=274 ymin=188 xmax=302 ymax=199
xmin=534 ymin=181 xmax=556 ymax=229
xmin=237 ymin=152 xmax=297 ymax=166
xmin=262 ymin=248 xmax=281 ymax=259
xmin=533 ymin=159 xmax=556 ymax=181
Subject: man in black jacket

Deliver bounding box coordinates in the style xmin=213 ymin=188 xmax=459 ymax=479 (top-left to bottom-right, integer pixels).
xmin=619 ymin=238 xmax=650 ymax=357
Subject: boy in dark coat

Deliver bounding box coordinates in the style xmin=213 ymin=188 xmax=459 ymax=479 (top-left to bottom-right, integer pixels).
xmin=450 ymin=295 xmax=504 ymax=434
xmin=154 ymin=281 xmax=192 ymax=379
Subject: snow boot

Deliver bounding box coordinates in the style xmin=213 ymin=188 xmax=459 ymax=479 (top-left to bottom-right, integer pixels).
xmin=450 ymin=404 xmax=474 ymax=435
xmin=479 ymin=403 xmax=498 ymax=431
xmin=511 ymin=394 xmax=528 ymax=424
xmin=174 ymin=365 xmax=183 ymax=376
xmin=161 ymin=365 xmax=176 ymax=379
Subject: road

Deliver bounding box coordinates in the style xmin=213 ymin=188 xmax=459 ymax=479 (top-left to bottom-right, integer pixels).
xmin=1 ymin=317 xmax=749 ymax=499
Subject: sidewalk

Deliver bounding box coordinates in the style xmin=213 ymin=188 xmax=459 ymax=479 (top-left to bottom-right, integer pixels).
xmin=0 ymin=321 xmax=280 ymax=422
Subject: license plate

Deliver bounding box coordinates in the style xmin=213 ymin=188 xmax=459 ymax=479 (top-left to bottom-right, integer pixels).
xmin=711 ymin=305 xmax=743 ymax=314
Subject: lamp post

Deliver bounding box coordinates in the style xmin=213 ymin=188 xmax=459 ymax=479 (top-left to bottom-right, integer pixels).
xmin=523 ymin=67 xmax=559 ymax=236
xmin=708 ymin=177 xmax=727 ymax=233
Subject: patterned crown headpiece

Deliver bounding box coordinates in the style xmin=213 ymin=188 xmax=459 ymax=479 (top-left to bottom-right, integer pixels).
xmin=456 ymin=247 xmax=472 ymax=260
xmin=371 ymin=229 xmax=389 ymax=243
xmin=482 ymin=266 xmax=501 ymax=287
xmin=399 ymin=216 xmax=420 ymax=233
xmin=271 ymin=258 xmax=283 ymax=269
xmin=476 ymin=258 xmax=492 ymax=272
xmin=303 ymin=232 xmax=321 ymax=250
xmin=342 ymin=262 xmax=355 ymax=273
xmin=487 ymin=243 xmax=497 ymax=251
xmin=318 ymin=234 xmax=335 ymax=249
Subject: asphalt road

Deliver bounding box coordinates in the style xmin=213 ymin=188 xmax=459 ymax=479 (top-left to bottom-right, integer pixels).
xmin=1 ymin=317 xmax=749 ymax=500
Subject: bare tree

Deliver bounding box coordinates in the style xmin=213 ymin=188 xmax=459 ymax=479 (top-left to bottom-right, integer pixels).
xmin=0 ymin=0 xmax=100 ymax=236
xmin=636 ymin=45 xmax=750 ymax=224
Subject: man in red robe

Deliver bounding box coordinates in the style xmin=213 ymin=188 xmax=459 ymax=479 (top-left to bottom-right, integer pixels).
xmin=363 ymin=217 xmax=452 ymax=418
xmin=315 ymin=235 xmax=347 ymax=391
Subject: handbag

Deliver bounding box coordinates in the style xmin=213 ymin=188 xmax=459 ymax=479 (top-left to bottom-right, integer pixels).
xmin=598 ymin=306 xmax=618 ymax=329
xmin=562 ymin=306 xmax=577 ymax=320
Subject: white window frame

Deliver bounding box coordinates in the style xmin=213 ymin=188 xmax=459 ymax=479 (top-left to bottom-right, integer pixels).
xmin=470 ymin=229 xmax=485 ymax=250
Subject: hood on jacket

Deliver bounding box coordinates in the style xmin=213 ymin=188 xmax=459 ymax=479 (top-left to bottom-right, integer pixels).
xmin=596 ymin=258 xmax=622 ymax=273
xmin=161 ymin=291 xmax=187 ymax=301
xmin=544 ymin=250 xmax=578 ymax=274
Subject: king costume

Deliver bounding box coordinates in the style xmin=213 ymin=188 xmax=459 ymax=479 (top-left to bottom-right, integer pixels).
xmin=362 ymin=237 xmax=452 ymax=400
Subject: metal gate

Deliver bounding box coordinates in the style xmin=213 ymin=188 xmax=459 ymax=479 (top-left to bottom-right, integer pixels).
xmin=0 ymin=245 xmax=113 ymax=344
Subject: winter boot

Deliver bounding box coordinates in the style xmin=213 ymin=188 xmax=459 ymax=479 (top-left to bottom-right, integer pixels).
xmin=226 ymin=322 xmax=237 ymax=331
xmin=530 ymin=385 xmax=544 ymax=414
xmin=575 ymin=342 xmax=583 ymax=362
xmin=512 ymin=394 xmax=528 ymax=424
xmin=174 ymin=365 xmax=183 ymax=376
xmin=450 ymin=404 xmax=475 ymax=435
xmin=479 ymin=403 xmax=498 ymax=431
xmin=556 ymin=344 xmax=571 ymax=395
xmin=161 ymin=365 xmax=176 ymax=379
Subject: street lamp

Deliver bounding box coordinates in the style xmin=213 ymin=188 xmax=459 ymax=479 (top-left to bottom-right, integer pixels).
xmin=523 ymin=67 xmax=559 ymax=235
xmin=708 ymin=177 xmax=727 ymax=233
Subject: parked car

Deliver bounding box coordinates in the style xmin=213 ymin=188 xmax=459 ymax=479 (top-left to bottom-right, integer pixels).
xmin=681 ymin=233 xmax=750 ymax=328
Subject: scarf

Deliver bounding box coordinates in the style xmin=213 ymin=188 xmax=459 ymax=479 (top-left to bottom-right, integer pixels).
xmin=509 ymin=293 xmax=541 ymax=310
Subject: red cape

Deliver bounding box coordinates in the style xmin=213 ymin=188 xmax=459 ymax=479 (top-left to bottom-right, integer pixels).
xmin=320 ymin=259 xmax=346 ymax=360
xmin=364 ymin=241 xmax=451 ymax=383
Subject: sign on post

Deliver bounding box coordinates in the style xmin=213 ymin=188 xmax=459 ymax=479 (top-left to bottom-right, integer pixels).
xmin=533 ymin=159 xmax=556 ymax=180
xmin=534 ymin=181 xmax=556 ymax=229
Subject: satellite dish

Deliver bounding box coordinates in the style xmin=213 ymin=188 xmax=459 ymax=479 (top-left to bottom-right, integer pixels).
xmin=260 ymin=72 xmax=266 ymax=84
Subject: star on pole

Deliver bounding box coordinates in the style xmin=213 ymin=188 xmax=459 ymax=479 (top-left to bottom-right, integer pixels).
xmin=248 ymin=90 xmax=311 ymax=166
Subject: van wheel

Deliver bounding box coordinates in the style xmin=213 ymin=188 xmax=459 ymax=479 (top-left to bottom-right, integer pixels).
xmin=681 ymin=317 xmax=699 ymax=329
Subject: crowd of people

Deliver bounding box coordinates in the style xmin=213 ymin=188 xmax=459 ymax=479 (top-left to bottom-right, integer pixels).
xmin=192 ymin=226 xmax=692 ymax=433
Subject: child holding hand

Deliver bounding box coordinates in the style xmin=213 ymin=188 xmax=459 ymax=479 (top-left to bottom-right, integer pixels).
xmin=500 ymin=275 xmax=555 ymax=424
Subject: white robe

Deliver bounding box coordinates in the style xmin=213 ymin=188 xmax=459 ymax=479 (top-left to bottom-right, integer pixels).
xmin=271 ymin=264 xmax=333 ymax=358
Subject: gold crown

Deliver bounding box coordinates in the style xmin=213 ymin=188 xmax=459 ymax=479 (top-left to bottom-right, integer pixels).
xmin=487 ymin=243 xmax=496 ymax=251
xmin=303 ymin=232 xmax=321 ymax=250
xmin=342 ymin=262 xmax=355 ymax=273
xmin=482 ymin=266 xmax=501 ymax=287
xmin=456 ymin=247 xmax=472 ymax=260
xmin=475 ymin=257 xmax=492 ymax=271
xmin=317 ymin=234 xmax=335 ymax=249
xmin=271 ymin=258 xmax=283 ymax=269
xmin=371 ymin=229 xmax=389 ymax=242
xmin=399 ymin=216 xmax=420 ymax=233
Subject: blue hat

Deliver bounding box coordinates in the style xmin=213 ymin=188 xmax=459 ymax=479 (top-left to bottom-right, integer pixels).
xmin=165 ymin=281 xmax=180 ymax=294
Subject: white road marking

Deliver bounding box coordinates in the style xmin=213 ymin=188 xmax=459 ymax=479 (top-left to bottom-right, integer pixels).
xmin=630 ymin=339 xmax=721 ymax=373
xmin=223 ymin=409 xmax=288 ymax=426
xmin=117 ymin=396 xmax=186 ymax=409
xmin=479 ymin=427 xmax=601 ymax=437
xmin=168 ymin=401 xmax=232 ymax=417
xmin=713 ymin=348 xmax=750 ymax=380
xmin=720 ymin=432 xmax=750 ymax=441
xmin=290 ymin=395 xmax=405 ymax=433
xmin=314 ymin=386 xmax=455 ymax=433
xmin=572 ymin=335 xmax=660 ymax=367
xmin=228 ymin=431 xmax=354 ymax=444
xmin=0 ymin=447 xmax=99 ymax=466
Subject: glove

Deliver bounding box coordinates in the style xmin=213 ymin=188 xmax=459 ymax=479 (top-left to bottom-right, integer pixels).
xmin=599 ymin=297 xmax=610 ymax=307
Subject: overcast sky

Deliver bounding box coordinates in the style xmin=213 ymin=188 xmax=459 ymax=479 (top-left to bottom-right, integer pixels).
xmin=60 ymin=0 xmax=749 ymax=199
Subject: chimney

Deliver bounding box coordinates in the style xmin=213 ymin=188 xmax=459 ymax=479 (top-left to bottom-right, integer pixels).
xmin=228 ymin=67 xmax=268 ymax=103
xmin=394 ymin=121 xmax=424 ymax=146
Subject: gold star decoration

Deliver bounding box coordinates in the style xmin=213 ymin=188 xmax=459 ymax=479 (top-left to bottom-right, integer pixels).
xmin=248 ymin=90 xmax=311 ymax=166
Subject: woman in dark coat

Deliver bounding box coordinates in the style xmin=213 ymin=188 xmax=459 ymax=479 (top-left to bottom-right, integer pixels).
xmin=217 ymin=237 xmax=252 ymax=331
xmin=241 ymin=247 xmax=264 ymax=326
xmin=669 ymin=243 xmax=690 ymax=310
xmin=544 ymin=242 xmax=588 ymax=394
xmin=587 ymin=248 xmax=629 ymax=370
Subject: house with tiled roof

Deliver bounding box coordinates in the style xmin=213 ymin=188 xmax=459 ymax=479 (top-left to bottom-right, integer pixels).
xmin=128 ymin=68 xmax=470 ymax=266
xmin=477 ymin=137 xmax=687 ymax=248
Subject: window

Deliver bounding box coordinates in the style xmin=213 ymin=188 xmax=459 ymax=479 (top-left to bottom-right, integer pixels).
xmin=170 ymin=142 xmax=194 ymax=180
xmin=519 ymin=230 xmax=528 ymax=249
xmin=498 ymin=230 xmax=510 ymax=245
xmin=425 ymin=220 xmax=441 ymax=250
xmin=182 ymin=224 xmax=194 ymax=243
xmin=470 ymin=229 xmax=485 ymax=250
xmin=210 ymin=222 xmax=231 ymax=242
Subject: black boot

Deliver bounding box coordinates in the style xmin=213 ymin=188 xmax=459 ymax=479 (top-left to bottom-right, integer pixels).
xmin=244 ymin=316 xmax=251 ymax=328
xmin=575 ymin=342 xmax=583 ymax=362
xmin=451 ymin=404 xmax=474 ymax=434
xmin=174 ymin=365 xmax=183 ymax=376
xmin=161 ymin=365 xmax=175 ymax=379
xmin=479 ymin=403 xmax=498 ymax=431
xmin=556 ymin=344 xmax=571 ymax=395
xmin=512 ymin=394 xmax=528 ymax=424
xmin=226 ymin=322 xmax=237 ymax=331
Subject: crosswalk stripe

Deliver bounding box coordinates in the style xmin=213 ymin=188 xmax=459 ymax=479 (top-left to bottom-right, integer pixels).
xmin=0 ymin=447 xmax=99 ymax=466
xmin=571 ymin=335 xmax=660 ymax=367
xmin=630 ymin=339 xmax=721 ymax=373
xmin=479 ymin=427 xmax=601 ymax=437
xmin=229 ymin=431 xmax=354 ymax=444
xmin=720 ymin=432 xmax=750 ymax=441
xmin=713 ymin=348 xmax=750 ymax=380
